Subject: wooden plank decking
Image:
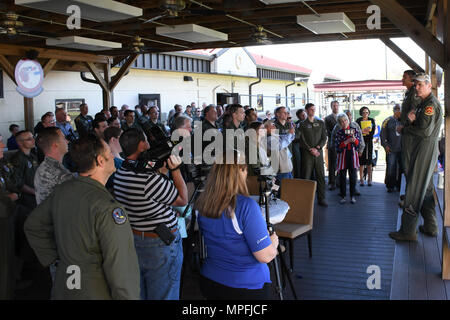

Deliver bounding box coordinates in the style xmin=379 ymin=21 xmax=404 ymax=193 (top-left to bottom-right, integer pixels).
xmin=282 ymin=168 xmax=398 ymax=300
xmin=390 ymin=174 xmax=450 ymax=300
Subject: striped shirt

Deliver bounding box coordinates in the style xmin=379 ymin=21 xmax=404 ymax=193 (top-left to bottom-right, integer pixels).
xmin=113 ymin=166 xmax=179 ymax=231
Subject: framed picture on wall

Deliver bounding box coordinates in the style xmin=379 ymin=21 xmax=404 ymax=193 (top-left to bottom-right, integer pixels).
xmin=256 ymin=94 xmax=263 ymax=112
xmin=276 ymin=94 xmax=281 ymax=105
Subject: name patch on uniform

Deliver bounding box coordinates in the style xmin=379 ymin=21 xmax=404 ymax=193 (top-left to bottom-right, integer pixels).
xmin=424 ymin=106 xmax=434 ymax=116
xmin=112 ymin=208 xmax=127 ymax=225
xmin=27 ymin=161 xmax=32 ymax=169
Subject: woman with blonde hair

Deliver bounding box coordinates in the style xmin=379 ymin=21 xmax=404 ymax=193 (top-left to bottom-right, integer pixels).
xmin=195 ymin=151 xmax=278 ymax=300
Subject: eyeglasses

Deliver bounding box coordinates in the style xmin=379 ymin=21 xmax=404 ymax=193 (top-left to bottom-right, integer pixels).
xmin=20 ymin=137 xmax=34 ymax=142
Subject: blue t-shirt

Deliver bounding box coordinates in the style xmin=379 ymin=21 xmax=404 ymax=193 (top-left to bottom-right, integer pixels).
xmin=198 ymin=194 xmax=272 ymax=289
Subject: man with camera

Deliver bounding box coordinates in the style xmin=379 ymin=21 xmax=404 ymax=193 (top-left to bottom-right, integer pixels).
xmin=113 ymin=128 xmax=188 ymax=300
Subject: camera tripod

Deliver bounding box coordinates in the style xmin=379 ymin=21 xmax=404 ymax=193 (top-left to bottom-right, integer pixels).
xmin=258 ymin=176 xmax=298 ymax=300
xmin=179 ymin=176 xmax=206 ymax=298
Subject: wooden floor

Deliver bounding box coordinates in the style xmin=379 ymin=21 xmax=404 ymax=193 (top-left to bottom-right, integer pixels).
xmin=390 ymin=174 xmax=450 ymax=300
xmin=281 ymin=167 xmax=398 ymax=300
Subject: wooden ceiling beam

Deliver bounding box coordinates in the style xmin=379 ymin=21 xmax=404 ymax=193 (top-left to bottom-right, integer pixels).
xmin=369 ymin=0 xmax=445 ymax=67
xmin=0 ymin=44 xmax=111 ymax=64
xmin=380 ymin=37 xmax=425 ymax=73
xmin=110 ymin=53 xmax=139 ymax=91
xmin=85 ymin=62 xmax=108 ymax=92
xmin=0 ymin=54 xmax=17 ymax=85
xmin=42 ymin=58 xmax=58 ymax=77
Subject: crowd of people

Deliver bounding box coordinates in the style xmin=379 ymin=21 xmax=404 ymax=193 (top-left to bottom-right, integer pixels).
xmin=0 ymin=69 xmax=445 ymax=300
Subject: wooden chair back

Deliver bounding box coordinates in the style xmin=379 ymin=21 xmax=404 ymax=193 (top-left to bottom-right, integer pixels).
xmin=280 ymin=178 xmax=316 ymax=227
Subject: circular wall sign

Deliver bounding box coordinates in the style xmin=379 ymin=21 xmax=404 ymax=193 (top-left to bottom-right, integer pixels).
xmin=15 ymin=59 xmax=44 ymax=98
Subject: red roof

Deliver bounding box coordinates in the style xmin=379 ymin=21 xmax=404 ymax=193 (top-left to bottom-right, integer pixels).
xmin=314 ymin=80 xmax=405 ymax=92
xmin=249 ymin=53 xmax=312 ymax=75
xmin=324 ymin=73 xmax=341 ymax=80
xmin=184 ymin=49 xmax=312 ymax=75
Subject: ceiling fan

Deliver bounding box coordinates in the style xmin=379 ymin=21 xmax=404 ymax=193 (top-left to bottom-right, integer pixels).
xmin=129 ymin=35 xmax=151 ymax=53
xmin=252 ymin=26 xmax=273 ymax=44
xmin=0 ymin=11 xmax=23 ymax=36
xmin=142 ymin=0 xmax=226 ymax=24
xmin=0 ymin=11 xmax=57 ymax=39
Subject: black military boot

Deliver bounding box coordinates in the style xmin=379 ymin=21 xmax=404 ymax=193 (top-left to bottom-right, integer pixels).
xmin=388 ymin=231 xmax=418 ymax=242
xmin=418 ymin=225 xmax=438 ymax=237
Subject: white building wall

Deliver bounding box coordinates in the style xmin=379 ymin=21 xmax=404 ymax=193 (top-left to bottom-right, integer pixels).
xmin=0 ymin=68 xmax=308 ymax=139
xmin=212 ymin=48 xmax=257 ymax=78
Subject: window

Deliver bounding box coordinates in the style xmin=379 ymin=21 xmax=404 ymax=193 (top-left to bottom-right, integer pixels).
xmin=55 ymin=98 xmax=85 ymax=128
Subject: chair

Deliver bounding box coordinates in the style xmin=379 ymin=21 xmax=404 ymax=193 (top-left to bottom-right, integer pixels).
xmin=274 ymin=178 xmax=316 ymax=271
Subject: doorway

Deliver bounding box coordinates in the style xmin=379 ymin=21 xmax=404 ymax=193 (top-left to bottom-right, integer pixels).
xmin=216 ymin=93 xmax=239 ymax=106
xmin=139 ymin=94 xmax=161 ymax=120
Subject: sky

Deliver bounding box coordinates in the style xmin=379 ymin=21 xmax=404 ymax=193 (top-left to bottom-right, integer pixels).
xmin=246 ymin=37 xmax=426 ymax=83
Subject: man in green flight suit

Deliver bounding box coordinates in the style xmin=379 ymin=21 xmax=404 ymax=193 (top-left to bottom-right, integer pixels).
xmin=389 ymin=73 xmax=443 ymax=241
xmin=9 ymin=130 xmax=39 ymax=210
xmin=24 ymin=134 xmax=140 ymax=299
xmin=0 ymin=134 xmax=21 ymax=299
xmin=299 ymin=103 xmax=328 ymax=207
xmin=397 ymin=70 xmax=421 ymax=187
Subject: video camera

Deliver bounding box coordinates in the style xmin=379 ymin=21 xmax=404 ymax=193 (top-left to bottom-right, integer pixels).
xmin=135 ymin=116 xmax=179 ymax=171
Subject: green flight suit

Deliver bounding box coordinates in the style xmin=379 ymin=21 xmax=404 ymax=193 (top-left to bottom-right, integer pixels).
xmin=24 ymin=176 xmax=140 ymax=300
xmin=9 ymin=149 xmax=39 ymax=209
xmin=299 ymin=118 xmax=327 ymax=201
xmin=0 ymin=158 xmax=19 ymax=299
xmin=399 ymin=93 xmax=442 ymax=236
xmin=74 ymin=114 xmax=94 ymax=138
xmin=400 ymin=86 xmax=421 ymax=177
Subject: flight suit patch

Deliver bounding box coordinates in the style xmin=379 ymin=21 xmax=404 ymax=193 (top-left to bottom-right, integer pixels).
xmin=424 ymin=106 xmax=434 ymax=116
xmin=112 ymin=208 xmax=127 ymax=225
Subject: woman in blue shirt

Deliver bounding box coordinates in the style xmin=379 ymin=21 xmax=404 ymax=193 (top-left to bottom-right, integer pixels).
xmin=195 ymin=152 xmax=279 ymax=300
